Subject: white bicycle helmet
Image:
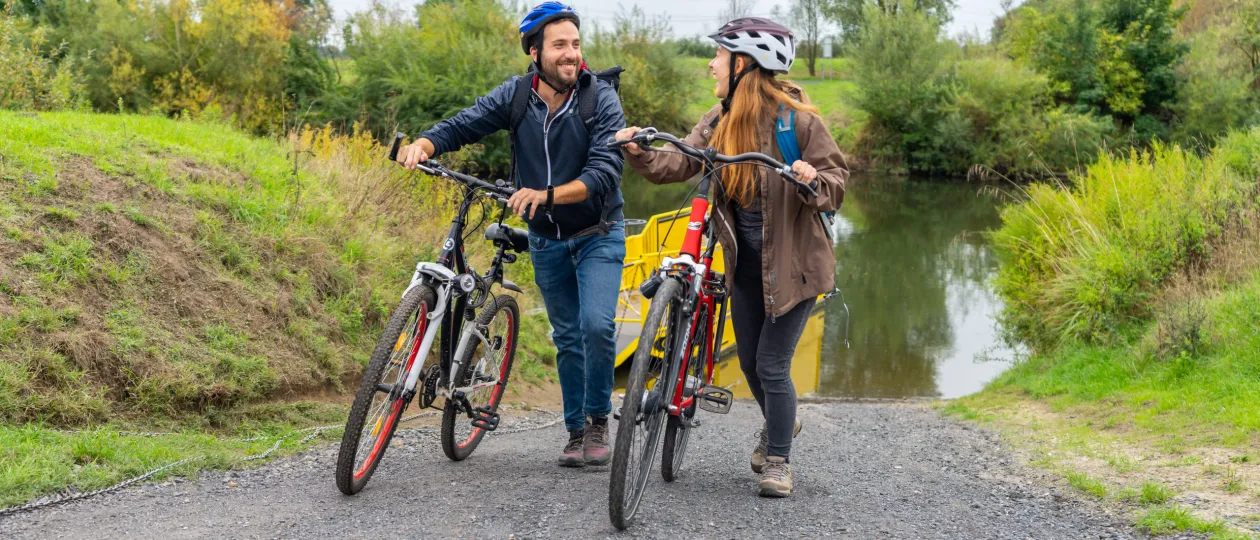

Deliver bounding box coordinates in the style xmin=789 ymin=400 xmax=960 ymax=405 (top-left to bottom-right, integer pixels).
xmin=708 ymin=17 xmax=796 ymax=74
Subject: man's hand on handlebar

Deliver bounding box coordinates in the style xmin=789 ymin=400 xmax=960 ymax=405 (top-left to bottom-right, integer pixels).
xmin=613 ymin=126 xmax=645 ymax=156
xmin=397 ymin=138 xmax=435 ymax=169
xmin=507 ymin=188 xmax=549 ymax=219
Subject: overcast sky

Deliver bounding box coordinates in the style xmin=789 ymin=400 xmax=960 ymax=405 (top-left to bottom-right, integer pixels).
xmin=326 ymin=0 xmax=1009 ymax=41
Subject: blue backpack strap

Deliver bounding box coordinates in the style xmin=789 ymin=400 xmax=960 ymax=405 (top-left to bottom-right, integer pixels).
xmin=776 ymin=104 xmax=836 ymax=223
xmin=775 ymin=104 xmax=802 ymax=166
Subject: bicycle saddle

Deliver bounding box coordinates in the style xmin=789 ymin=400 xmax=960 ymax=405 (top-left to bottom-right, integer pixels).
xmin=485 ymin=223 xmax=529 ymax=253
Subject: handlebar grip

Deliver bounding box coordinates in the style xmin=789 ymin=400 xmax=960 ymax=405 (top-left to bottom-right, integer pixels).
xmin=388 ymin=132 xmax=405 ymax=162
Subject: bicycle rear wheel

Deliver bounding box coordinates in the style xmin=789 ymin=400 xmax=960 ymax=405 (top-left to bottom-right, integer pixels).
xmin=441 ymin=295 xmax=519 ymax=461
xmin=609 ymin=278 xmax=683 ymax=530
xmin=335 ymin=285 xmax=435 ymax=495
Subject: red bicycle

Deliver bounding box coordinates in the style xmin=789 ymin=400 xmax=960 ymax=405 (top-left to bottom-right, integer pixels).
xmin=605 ymin=128 xmax=819 ymax=529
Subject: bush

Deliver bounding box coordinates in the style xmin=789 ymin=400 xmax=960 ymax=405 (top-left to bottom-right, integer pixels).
xmin=852 ymin=14 xmax=1115 ymax=177
xmin=0 ymin=10 xmax=84 ymax=111
xmin=991 ymin=130 xmax=1259 ymax=348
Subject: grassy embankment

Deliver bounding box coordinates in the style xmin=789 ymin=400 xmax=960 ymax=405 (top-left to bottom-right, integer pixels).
xmin=945 ymin=128 xmax=1260 ymax=538
xmin=0 ymin=111 xmax=556 ymax=508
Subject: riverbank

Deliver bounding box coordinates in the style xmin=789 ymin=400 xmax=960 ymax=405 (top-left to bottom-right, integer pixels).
xmin=946 ymin=128 xmax=1260 ymax=539
xmin=0 ymin=111 xmax=558 ymax=508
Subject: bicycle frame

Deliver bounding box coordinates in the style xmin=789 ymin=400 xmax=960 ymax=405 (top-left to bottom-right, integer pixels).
xmin=388 ymin=149 xmax=521 ymax=410
xmin=655 ymin=172 xmax=728 ymax=420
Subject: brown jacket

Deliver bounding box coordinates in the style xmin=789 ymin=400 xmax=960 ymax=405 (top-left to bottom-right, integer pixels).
xmin=625 ymin=99 xmax=848 ymax=318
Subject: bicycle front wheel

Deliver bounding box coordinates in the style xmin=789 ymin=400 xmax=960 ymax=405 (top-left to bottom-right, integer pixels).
xmin=609 ymin=278 xmax=683 ymax=530
xmin=441 ymin=295 xmax=520 ymax=461
xmin=335 ymin=285 xmax=436 ymax=495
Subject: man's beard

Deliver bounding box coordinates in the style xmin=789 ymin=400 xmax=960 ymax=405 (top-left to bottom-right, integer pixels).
xmin=542 ymin=57 xmax=580 ymax=89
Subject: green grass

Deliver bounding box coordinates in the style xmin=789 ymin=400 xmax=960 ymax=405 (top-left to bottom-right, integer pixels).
xmin=0 ymin=409 xmax=344 ymax=508
xmin=0 ymin=110 xmax=559 ymax=508
xmin=973 ymin=268 xmax=1260 ymax=445
xmin=1066 ymin=470 xmax=1109 ymax=499
xmin=122 ymin=205 xmax=162 ymax=229
xmin=1136 ymin=505 xmax=1237 ymax=537
xmin=1118 ymin=481 xmax=1176 ymax=506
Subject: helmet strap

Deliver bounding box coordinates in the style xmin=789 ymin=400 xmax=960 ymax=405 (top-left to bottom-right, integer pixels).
xmin=532 ymin=44 xmax=575 ymax=95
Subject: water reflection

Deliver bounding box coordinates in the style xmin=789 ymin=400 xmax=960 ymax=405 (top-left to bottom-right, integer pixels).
xmin=820 ymin=177 xmax=1013 ymax=399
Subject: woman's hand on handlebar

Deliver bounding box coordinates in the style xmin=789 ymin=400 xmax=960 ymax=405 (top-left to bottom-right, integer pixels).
xmin=397 ymin=138 xmax=434 ymax=169
xmin=790 ymin=160 xmax=818 ymax=185
xmin=613 ymin=126 xmax=645 ymax=156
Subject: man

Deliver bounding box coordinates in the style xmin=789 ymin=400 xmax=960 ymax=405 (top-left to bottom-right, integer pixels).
xmin=396 ymin=2 xmax=626 ymax=468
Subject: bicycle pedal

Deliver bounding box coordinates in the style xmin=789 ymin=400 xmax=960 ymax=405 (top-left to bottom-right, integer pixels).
xmin=697 ymin=386 xmax=733 ymax=414
xmin=470 ymin=407 xmax=500 ymax=431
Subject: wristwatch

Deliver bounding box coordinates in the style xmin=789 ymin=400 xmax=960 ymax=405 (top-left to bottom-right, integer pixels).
xmin=545 ymin=185 xmax=554 ymax=211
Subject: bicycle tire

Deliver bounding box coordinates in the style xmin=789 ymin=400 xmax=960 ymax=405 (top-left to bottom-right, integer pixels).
xmin=441 ymin=294 xmax=520 ymax=461
xmin=609 ymin=278 xmax=682 ymax=530
xmin=335 ymin=284 xmax=436 ymax=495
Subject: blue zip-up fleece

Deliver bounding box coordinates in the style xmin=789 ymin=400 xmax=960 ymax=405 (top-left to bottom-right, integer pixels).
xmin=418 ymin=70 xmax=626 ymax=240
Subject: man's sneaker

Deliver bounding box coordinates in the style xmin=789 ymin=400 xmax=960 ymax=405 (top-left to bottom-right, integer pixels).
xmin=758 ymin=456 xmax=792 ymax=497
xmin=750 ymin=418 xmax=803 ymax=473
xmin=558 ymin=430 xmax=585 ymax=468
xmin=583 ymin=421 xmax=611 ymax=466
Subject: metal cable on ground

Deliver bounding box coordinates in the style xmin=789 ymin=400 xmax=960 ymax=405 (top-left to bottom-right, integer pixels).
xmin=0 ymin=409 xmax=560 ymax=519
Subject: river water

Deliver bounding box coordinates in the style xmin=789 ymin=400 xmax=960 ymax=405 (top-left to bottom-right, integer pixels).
xmin=620 ymin=172 xmax=1016 ymax=400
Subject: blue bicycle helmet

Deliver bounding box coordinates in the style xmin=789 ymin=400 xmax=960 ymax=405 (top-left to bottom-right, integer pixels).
xmin=519 ymin=2 xmax=580 ymax=54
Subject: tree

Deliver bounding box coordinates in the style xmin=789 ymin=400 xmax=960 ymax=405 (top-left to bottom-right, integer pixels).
xmin=850 ymin=2 xmax=952 ymax=170
xmin=718 ymin=0 xmax=757 ymax=23
xmin=824 ymin=0 xmax=955 ymax=49
xmin=1230 ymin=0 xmax=1260 ymax=89
xmin=1100 ymin=0 xmax=1188 ymax=116
xmin=775 ymin=0 xmax=827 ymax=76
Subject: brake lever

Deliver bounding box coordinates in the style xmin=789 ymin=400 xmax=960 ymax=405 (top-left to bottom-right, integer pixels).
xmin=779 ymin=167 xmax=819 ymax=198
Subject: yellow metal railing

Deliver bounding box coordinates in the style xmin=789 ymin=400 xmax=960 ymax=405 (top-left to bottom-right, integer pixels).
xmin=614 ymin=209 xmax=732 ymax=367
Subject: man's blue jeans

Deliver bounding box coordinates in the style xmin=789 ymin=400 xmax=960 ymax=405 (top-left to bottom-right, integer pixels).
xmin=528 ymin=222 xmax=626 ymax=432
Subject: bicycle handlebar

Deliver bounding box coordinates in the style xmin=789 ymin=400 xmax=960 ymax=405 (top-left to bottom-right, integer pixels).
xmin=608 ymin=128 xmax=818 ymax=198
xmin=389 ymin=133 xmax=516 ymax=204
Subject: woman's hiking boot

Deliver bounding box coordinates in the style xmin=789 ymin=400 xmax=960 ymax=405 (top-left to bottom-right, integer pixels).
xmin=750 ymin=418 xmax=802 ymax=473
xmin=758 ymin=456 xmax=793 ymax=497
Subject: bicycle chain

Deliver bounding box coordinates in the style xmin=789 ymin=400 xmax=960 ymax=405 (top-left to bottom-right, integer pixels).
xmin=0 ymin=409 xmax=560 ymax=519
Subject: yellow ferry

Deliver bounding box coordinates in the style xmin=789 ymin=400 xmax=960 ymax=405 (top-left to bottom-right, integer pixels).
xmin=613 ymin=208 xmax=826 ymax=397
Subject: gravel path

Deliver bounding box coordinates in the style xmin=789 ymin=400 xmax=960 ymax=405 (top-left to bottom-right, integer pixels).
xmin=1 ymin=402 xmax=1151 ymax=539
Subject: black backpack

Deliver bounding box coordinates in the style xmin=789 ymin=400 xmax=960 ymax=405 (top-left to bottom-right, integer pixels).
xmin=506 ymin=65 xmax=624 ymax=189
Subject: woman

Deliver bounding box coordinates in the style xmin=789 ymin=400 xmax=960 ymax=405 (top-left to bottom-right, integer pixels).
xmin=614 ymin=17 xmax=846 ymax=498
